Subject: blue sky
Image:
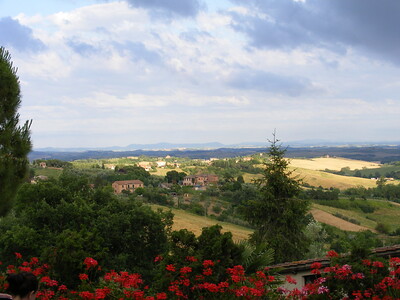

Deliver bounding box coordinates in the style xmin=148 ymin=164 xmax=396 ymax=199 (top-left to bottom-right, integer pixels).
xmin=1 ymin=0 xmax=399 ymax=148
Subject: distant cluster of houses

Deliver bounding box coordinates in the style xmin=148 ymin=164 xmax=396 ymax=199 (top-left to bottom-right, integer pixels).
xmin=105 ymin=160 xmax=180 ymax=172
xmin=112 ymin=174 xmax=219 ymax=194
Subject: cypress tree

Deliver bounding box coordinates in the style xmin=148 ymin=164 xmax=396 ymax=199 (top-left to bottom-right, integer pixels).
xmin=0 ymin=47 xmax=32 ymax=216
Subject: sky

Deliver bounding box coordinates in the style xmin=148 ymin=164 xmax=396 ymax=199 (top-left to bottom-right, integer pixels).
xmin=1 ymin=0 xmax=400 ymax=149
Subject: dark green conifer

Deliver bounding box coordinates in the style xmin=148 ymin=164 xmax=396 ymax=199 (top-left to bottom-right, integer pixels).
xmin=243 ymin=133 xmax=310 ymax=263
xmin=0 ymin=47 xmax=32 ymax=216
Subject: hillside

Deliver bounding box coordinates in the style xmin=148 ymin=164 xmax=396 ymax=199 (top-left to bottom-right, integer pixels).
xmin=150 ymin=204 xmax=252 ymax=241
xmin=34 ymin=155 xmax=400 ymax=235
xmin=29 ymin=145 xmax=400 ymax=163
xmin=243 ymin=166 xmax=380 ymax=189
xmin=312 ymin=199 xmax=400 ymax=233
xmin=289 ymin=157 xmax=381 ymax=171
xmin=310 ymin=207 xmax=373 ymax=232
xmin=290 ymin=167 xmax=379 ymax=189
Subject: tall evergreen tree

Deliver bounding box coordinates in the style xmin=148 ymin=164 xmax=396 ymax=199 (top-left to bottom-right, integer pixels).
xmin=243 ymin=133 xmax=310 ymax=263
xmin=0 ymin=47 xmax=32 ymax=216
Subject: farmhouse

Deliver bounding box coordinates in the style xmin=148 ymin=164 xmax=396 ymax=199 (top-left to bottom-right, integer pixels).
xmin=182 ymin=174 xmax=219 ymax=186
xmin=112 ymin=180 xmax=144 ymax=194
xmin=138 ymin=162 xmax=152 ymax=171
xmin=104 ymin=164 xmax=116 ymax=170
xmin=156 ymin=161 xmax=166 ymax=168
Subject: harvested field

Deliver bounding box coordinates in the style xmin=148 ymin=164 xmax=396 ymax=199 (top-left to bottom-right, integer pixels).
xmin=310 ymin=208 xmax=372 ymax=232
xmin=244 ymin=168 xmax=377 ymax=189
xmin=289 ymin=157 xmax=380 ymax=171
xmin=150 ymin=204 xmax=252 ymax=241
xmin=290 ymin=167 xmax=378 ymax=189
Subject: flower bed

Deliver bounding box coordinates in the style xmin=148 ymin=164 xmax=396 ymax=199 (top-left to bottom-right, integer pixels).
xmin=1 ymin=252 xmax=399 ymax=299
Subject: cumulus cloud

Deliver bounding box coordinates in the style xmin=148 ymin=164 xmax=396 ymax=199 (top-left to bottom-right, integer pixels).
xmin=226 ymin=68 xmax=315 ymax=97
xmin=67 ymin=39 xmax=99 ymax=56
xmin=229 ymin=0 xmax=400 ymax=64
xmin=125 ymin=0 xmax=204 ymax=18
xmin=122 ymin=41 xmax=162 ymax=64
xmin=0 ymin=17 xmax=45 ymax=52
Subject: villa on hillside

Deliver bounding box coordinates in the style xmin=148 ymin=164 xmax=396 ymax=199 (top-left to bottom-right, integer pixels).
xmin=182 ymin=174 xmax=219 ymax=186
xmin=156 ymin=161 xmax=166 ymax=168
xmin=138 ymin=162 xmax=152 ymax=171
xmin=112 ymin=180 xmax=144 ymax=194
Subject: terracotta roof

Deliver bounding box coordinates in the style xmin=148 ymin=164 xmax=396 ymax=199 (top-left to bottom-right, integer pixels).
xmin=270 ymin=244 xmax=400 ymax=273
xmin=113 ymin=180 xmax=143 ymax=185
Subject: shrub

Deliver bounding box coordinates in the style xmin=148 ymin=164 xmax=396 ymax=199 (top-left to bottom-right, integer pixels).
xmin=375 ymin=222 xmax=390 ymax=234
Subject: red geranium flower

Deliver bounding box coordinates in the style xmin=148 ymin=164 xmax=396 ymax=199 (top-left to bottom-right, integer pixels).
xmin=83 ymin=257 xmax=98 ymax=270
xmin=166 ymin=264 xmax=175 ymax=272
xmin=79 ymin=273 xmax=89 ymax=281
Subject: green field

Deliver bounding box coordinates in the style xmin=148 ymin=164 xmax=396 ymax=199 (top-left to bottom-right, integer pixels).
xmin=32 ymin=166 xmax=63 ymax=179
xmin=348 ymin=164 xmax=400 ymax=178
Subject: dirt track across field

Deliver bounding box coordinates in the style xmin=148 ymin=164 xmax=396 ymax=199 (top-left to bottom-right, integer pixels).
xmin=310 ymin=208 xmax=373 ymax=232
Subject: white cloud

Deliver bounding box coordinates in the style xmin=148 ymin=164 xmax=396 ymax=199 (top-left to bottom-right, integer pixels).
xmin=2 ymin=0 xmax=399 ymax=147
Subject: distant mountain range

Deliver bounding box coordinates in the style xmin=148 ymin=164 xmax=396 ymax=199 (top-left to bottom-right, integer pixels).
xmin=34 ymin=140 xmax=400 ymax=152
xmin=30 ymin=141 xmax=400 ymax=163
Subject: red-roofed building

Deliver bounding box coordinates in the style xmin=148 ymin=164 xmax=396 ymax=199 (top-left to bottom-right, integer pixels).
xmin=112 ymin=180 xmax=144 ymax=194
xmin=182 ymin=174 xmax=219 ymax=186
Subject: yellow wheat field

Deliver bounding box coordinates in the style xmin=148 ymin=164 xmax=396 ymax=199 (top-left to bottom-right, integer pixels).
xmin=288 ymin=157 xmax=381 ymax=171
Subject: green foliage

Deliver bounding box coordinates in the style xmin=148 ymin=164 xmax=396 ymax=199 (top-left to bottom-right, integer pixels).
xmin=333 ymin=212 xmax=361 ymax=225
xmin=139 ymin=187 xmax=172 ymax=205
xmin=301 ymin=186 xmax=340 ymax=200
xmin=242 ymin=135 xmax=310 ymax=263
xmin=197 ymin=225 xmax=243 ymax=277
xmin=314 ymin=198 xmax=376 ymax=213
xmin=344 ymin=183 xmax=400 ymax=202
xmin=33 ymin=159 xmax=72 ymax=168
xmin=324 ymin=224 xmax=383 ymax=254
xmin=110 ymin=165 xmax=153 ymax=184
xmin=304 ymin=220 xmax=328 ymax=259
xmin=0 ymin=174 xmax=170 ymax=287
xmin=211 ymin=158 xmax=262 ymax=175
xmin=375 ymin=222 xmax=390 ymax=234
xmin=165 ymin=170 xmax=187 ymax=184
xmin=0 ymin=47 xmax=32 ymax=216
xmin=212 ymin=204 xmax=222 ymax=214
xmin=236 ymin=240 xmax=274 ymax=274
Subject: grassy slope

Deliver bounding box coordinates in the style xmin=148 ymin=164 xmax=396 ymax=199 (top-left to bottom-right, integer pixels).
xmin=32 ymin=167 xmax=63 ymax=179
xmin=313 ymin=200 xmax=400 ymax=232
xmin=149 ymin=204 xmax=253 ymax=241
xmin=310 ymin=207 xmax=372 ymax=232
